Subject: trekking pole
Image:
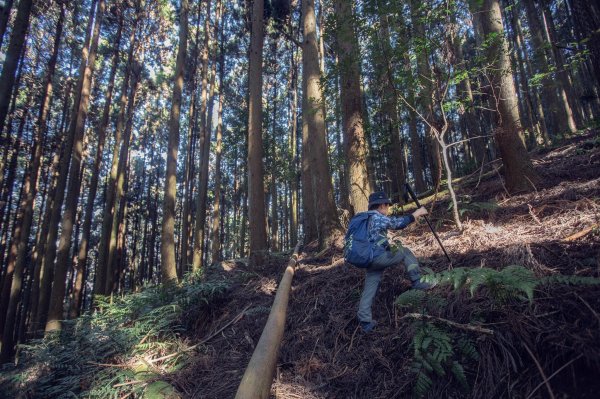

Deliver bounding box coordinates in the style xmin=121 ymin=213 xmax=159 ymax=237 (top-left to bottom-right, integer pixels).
xmin=404 ymin=183 xmax=452 ymax=263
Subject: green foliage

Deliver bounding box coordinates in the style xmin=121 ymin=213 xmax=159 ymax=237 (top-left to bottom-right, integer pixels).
xmin=7 ymin=279 xmax=229 ymax=398
xmin=399 ymin=266 xmax=600 ymax=398
xmin=421 ymin=265 xmax=600 ymax=304
xmin=410 ymin=322 xmax=476 ymax=398
xmin=396 ymin=289 xmax=427 ymax=308
xmin=541 ymin=274 xmax=600 ymax=286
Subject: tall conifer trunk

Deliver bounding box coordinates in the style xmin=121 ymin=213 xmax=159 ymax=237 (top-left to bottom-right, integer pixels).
xmin=334 ymin=0 xmax=373 ymax=213
xmin=302 ymin=0 xmax=342 ymax=248
xmin=46 ymin=0 xmax=106 ymax=332
xmin=0 ymin=0 xmax=33 ymax=135
xmin=161 ymin=0 xmax=189 ymax=283
xmin=469 ymin=0 xmax=539 ymax=192
xmin=246 ymin=0 xmax=268 ymax=266
xmin=0 ymin=3 xmax=65 ymax=360
xmin=37 ymin=0 xmax=98 ymax=330
xmin=95 ymin=9 xmax=139 ymax=297
xmin=71 ymin=9 xmax=124 ymax=316
xmin=211 ymin=40 xmax=225 ymax=263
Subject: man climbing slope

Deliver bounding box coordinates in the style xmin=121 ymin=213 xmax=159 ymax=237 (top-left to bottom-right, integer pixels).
xmin=356 ymin=191 xmax=432 ymax=333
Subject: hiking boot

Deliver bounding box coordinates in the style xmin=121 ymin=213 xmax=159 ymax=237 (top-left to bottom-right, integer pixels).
xmin=359 ymin=320 xmax=377 ymax=333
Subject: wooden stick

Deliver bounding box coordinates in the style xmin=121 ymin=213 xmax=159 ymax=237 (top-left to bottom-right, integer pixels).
xmin=400 ymin=313 xmax=494 ymax=335
xmin=562 ymin=224 xmax=598 ymax=242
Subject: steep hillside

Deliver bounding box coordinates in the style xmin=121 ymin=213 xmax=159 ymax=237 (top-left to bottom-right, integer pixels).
xmin=2 ymin=133 xmax=599 ymax=398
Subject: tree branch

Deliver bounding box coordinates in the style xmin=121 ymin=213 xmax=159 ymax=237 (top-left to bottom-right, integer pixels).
xmin=400 ymin=313 xmax=494 ymax=335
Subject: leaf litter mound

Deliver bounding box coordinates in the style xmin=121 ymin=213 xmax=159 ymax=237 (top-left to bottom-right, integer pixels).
xmin=171 ymin=132 xmax=600 ymax=398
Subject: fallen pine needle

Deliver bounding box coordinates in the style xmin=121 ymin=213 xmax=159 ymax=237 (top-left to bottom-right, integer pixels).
xmin=149 ymin=304 xmax=252 ymax=364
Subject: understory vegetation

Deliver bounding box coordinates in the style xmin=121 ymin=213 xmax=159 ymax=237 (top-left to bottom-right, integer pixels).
xmin=2 ymin=275 xmax=229 ymax=398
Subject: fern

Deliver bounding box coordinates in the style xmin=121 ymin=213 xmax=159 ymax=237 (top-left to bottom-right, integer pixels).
xmin=542 ymin=274 xmax=600 ymax=286
xmin=457 ymin=336 xmax=479 ymax=362
xmin=409 ymin=323 xmax=479 ymax=397
xmin=6 ymin=278 xmax=231 ymax=398
xmin=451 ymin=361 xmax=469 ymax=391
xmin=396 ymin=289 xmax=427 ymax=309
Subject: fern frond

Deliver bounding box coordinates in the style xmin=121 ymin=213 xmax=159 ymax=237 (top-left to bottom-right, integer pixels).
xmin=396 ymin=289 xmax=427 ymax=309
xmin=451 ymin=361 xmax=469 ymax=391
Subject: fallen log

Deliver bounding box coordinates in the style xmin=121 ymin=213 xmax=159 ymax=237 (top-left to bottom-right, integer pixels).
xmin=235 ymin=243 xmax=301 ymax=399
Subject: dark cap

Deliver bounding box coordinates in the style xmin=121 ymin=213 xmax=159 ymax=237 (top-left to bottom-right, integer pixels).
xmin=368 ymin=191 xmax=392 ymax=208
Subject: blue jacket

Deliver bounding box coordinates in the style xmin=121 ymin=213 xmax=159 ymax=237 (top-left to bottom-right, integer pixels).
xmin=367 ymin=211 xmax=415 ymax=254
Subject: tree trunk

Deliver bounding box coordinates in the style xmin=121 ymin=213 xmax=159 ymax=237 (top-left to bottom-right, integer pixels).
xmin=71 ymin=9 xmax=123 ymax=316
xmin=106 ymin=64 xmax=141 ymax=294
xmin=269 ymin=69 xmax=279 ymax=252
xmin=46 ymin=0 xmax=106 ymax=332
xmin=180 ymin=3 xmax=205 ymax=274
xmin=522 ymin=0 xmax=567 ymax=136
xmin=37 ymin=0 xmax=98 ymax=330
xmin=0 ymin=89 xmax=32 ymax=348
xmin=0 ymin=3 xmax=65 ymax=360
xmin=379 ymin=14 xmax=406 ymax=203
xmin=95 ymin=11 xmax=139 ymax=297
xmin=569 ymin=0 xmax=600 ymax=91
xmin=469 ymin=0 xmax=539 ymax=193
xmin=302 ymin=0 xmax=342 ymax=248
xmin=0 ymin=0 xmax=14 ymax=49
xmin=409 ymin=0 xmax=441 ymax=189
xmin=334 ymin=0 xmax=373 ymax=213
xmin=0 ymin=0 xmax=33 ymax=135
xmin=210 ymin=44 xmax=225 ymax=263
xmin=246 ymin=0 xmax=268 ymax=266
xmin=289 ymin=47 xmax=299 ymax=246
xmin=29 ymin=97 xmax=69 ymax=336
xmin=540 ymin=0 xmax=579 ymax=133
xmin=161 ymin=0 xmax=188 ymax=283
xmin=192 ymin=0 xmax=216 ymax=271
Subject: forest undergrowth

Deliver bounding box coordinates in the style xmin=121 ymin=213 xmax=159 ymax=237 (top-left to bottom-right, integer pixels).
xmin=1 ymin=132 xmax=599 ymax=398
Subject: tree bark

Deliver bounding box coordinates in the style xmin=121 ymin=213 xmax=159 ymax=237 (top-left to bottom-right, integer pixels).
xmin=0 ymin=0 xmax=14 ymax=49
xmin=0 ymin=89 xmax=32 ymax=347
xmin=246 ymin=0 xmax=268 ymax=266
xmin=95 ymin=8 xmax=139 ymax=297
xmin=540 ymin=0 xmax=579 ymax=132
xmin=37 ymin=0 xmax=98 ymax=330
xmin=211 ymin=43 xmax=225 ymax=263
xmin=0 ymin=3 xmax=65 ymax=360
xmin=302 ymin=0 xmax=342 ymax=248
xmin=161 ymin=0 xmax=188 ymax=283
xmin=192 ymin=0 xmax=218 ymax=271
xmin=180 ymin=5 xmax=203 ymax=273
xmin=289 ymin=47 xmax=299 ymax=246
xmin=106 ymin=63 xmax=141 ymax=294
xmin=469 ymin=0 xmax=539 ymax=193
xmin=568 ymin=0 xmax=600 ymax=91
xmin=409 ymin=0 xmax=441 ymax=189
xmin=379 ymin=16 xmax=406 ymax=203
xmin=334 ymin=0 xmax=373 ymax=213
xmin=71 ymin=9 xmax=123 ymax=316
xmin=522 ymin=0 xmax=570 ymax=136
xmin=46 ymin=0 xmax=106 ymax=332
xmin=0 ymin=0 xmax=33 ymax=135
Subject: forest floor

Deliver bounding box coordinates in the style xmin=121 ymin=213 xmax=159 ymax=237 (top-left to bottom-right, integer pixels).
xmin=2 ymin=132 xmax=599 ymax=398
xmin=170 ymin=131 xmax=600 ymax=398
